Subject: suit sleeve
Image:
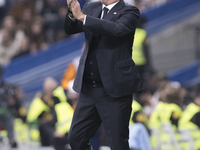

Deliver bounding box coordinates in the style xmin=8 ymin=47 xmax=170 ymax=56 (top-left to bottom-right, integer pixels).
xmin=64 ymin=3 xmax=88 ymax=34
xmin=84 ymin=6 xmax=140 ymax=37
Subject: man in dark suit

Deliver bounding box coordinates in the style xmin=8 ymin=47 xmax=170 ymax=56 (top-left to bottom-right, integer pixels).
xmin=64 ymin=0 xmax=144 ymax=149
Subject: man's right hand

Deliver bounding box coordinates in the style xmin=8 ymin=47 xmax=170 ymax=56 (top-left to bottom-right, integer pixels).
xmin=70 ymin=0 xmax=85 ymax=22
xmin=67 ymin=0 xmax=73 ymax=10
xmin=67 ymin=0 xmax=74 ymax=18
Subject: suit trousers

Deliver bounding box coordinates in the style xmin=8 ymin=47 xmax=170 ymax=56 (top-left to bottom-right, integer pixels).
xmin=68 ymin=81 xmax=132 ymax=150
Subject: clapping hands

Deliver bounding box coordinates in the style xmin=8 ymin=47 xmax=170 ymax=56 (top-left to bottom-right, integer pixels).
xmin=66 ymin=0 xmax=85 ymax=22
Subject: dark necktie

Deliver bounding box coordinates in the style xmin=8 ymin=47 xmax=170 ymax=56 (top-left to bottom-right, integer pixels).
xmin=102 ymin=7 xmax=109 ymax=19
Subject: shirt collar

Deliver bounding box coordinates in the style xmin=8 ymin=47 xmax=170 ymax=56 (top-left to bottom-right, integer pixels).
xmin=102 ymin=1 xmax=119 ymax=12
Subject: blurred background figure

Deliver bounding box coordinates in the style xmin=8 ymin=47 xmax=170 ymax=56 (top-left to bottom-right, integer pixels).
xmin=40 ymin=0 xmax=61 ymax=44
xmin=129 ymin=91 xmax=152 ymax=150
xmin=130 ymin=91 xmax=151 ymax=131
xmin=160 ymin=83 xmax=183 ymax=129
xmin=178 ymin=91 xmax=200 ymax=150
xmin=27 ymin=77 xmax=68 ymax=146
xmin=149 ymin=82 xmax=185 ymax=149
xmin=0 ymin=15 xmax=24 ymax=65
xmin=47 ymin=92 xmax=74 ymax=150
xmin=29 ymin=15 xmax=48 ymax=54
xmin=12 ymin=35 xmax=31 ymax=60
xmin=62 ymin=57 xmax=80 ymax=108
xmin=0 ymin=65 xmax=26 ymax=148
xmin=0 ymin=0 xmax=11 ymax=27
xmin=132 ymin=16 xmax=153 ymax=81
xmin=129 ymin=123 xmax=151 ymax=150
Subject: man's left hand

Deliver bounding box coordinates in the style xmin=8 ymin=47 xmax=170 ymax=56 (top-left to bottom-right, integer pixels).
xmin=70 ymin=0 xmax=85 ymax=22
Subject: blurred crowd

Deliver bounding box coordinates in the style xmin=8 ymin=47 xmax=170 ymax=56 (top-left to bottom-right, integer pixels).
xmin=0 ymin=0 xmax=70 ymax=65
xmin=0 ymin=0 xmax=174 ymax=66
xmin=129 ymin=72 xmax=200 ymax=150
xmin=1 ymin=60 xmax=200 ymax=150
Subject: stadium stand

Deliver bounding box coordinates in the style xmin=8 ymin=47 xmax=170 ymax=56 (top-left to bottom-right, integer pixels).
xmin=168 ymin=60 xmax=200 ymax=87
xmin=143 ymin=0 xmax=200 ymax=36
xmin=144 ymin=0 xmax=200 ymax=72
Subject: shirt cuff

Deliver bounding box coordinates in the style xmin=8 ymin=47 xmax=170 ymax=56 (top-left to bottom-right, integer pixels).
xmin=68 ymin=14 xmax=76 ymax=22
xmin=83 ymin=15 xmax=87 ymax=25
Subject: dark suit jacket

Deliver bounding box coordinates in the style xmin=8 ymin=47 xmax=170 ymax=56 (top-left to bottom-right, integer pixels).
xmin=64 ymin=0 xmax=144 ymax=97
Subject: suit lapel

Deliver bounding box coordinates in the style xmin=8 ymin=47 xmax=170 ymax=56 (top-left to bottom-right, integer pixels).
xmin=104 ymin=0 xmax=125 ymax=21
xmin=88 ymin=0 xmax=125 ymax=42
xmin=92 ymin=3 xmax=102 ymax=18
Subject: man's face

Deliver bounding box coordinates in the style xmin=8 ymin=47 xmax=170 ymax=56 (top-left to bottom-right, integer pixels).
xmin=100 ymin=0 xmax=119 ymax=6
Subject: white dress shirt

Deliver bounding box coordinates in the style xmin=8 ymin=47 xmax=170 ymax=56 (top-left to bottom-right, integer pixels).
xmin=83 ymin=1 xmax=119 ymax=24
